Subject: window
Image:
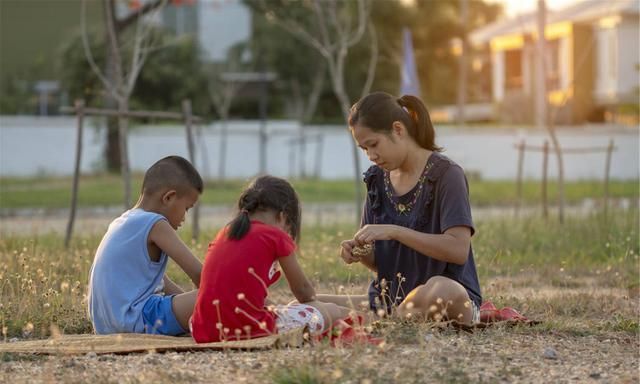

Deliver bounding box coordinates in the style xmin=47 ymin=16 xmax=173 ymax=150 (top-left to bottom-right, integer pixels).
xmin=505 ymin=49 xmax=523 ymax=89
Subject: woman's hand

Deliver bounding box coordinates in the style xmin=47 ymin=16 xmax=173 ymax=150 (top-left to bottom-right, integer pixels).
xmin=353 ymin=224 xmax=398 ymax=245
xmin=340 ymin=239 xmax=361 ymax=264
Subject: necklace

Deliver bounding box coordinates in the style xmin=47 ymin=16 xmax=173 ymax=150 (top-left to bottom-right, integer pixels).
xmin=383 ymin=161 xmax=432 ymax=215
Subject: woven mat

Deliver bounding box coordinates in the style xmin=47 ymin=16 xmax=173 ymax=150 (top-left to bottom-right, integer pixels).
xmin=0 ymin=329 xmax=305 ymax=355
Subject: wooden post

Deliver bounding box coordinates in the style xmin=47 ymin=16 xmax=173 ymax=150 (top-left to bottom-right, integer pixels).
xmin=515 ymin=139 xmax=525 ymax=218
xmin=65 ymin=100 xmax=85 ymax=248
xmin=182 ymin=99 xmax=200 ymax=241
xmin=289 ymin=139 xmax=296 ymax=178
xmin=314 ymin=133 xmax=324 ymax=179
xmin=603 ymin=138 xmax=614 ymax=219
xmin=542 ymin=140 xmax=549 ymax=219
xmin=118 ymin=100 xmax=132 ymax=210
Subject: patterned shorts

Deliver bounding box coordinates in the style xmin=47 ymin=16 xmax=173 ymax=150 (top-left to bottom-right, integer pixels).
xmin=471 ymin=301 xmax=480 ymax=324
xmin=273 ymin=304 xmax=325 ymax=335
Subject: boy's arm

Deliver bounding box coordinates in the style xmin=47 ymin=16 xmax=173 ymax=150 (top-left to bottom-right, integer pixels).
xmin=163 ymin=275 xmax=185 ymax=295
xmin=149 ymin=220 xmax=202 ymax=288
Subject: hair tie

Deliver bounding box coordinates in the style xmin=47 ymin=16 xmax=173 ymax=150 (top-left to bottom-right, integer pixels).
xmin=240 ymin=209 xmax=249 ymax=215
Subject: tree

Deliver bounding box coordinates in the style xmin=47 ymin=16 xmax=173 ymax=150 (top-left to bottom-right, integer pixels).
xmin=247 ymin=4 xmax=328 ymax=177
xmin=206 ymin=44 xmax=249 ymax=180
xmin=251 ymin=0 xmax=378 ymax=221
xmin=81 ymin=0 xmax=170 ymax=207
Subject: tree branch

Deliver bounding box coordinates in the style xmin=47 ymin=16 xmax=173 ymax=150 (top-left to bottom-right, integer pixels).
xmin=117 ymin=0 xmax=166 ymax=31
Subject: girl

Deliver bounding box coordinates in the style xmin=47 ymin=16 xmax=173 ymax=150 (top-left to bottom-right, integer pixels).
xmin=191 ymin=175 xmax=353 ymax=343
xmin=318 ymin=92 xmax=482 ymax=325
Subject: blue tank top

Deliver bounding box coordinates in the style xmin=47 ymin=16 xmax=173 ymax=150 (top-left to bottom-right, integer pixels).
xmin=87 ymin=208 xmax=168 ymax=334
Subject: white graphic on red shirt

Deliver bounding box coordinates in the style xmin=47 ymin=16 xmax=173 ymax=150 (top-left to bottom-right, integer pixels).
xmin=268 ymin=261 xmax=279 ymax=280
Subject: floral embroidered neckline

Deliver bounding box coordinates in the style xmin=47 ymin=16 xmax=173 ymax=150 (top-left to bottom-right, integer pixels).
xmin=383 ymin=160 xmax=432 ymax=215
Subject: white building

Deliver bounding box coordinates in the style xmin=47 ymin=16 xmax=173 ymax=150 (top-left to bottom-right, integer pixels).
xmin=469 ymin=0 xmax=640 ymax=124
xmin=162 ymin=0 xmax=251 ymax=63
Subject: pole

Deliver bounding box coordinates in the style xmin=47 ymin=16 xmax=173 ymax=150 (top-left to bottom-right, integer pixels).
xmin=259 ymin=75 xmax=268 ymax=175
xmin=65 ymin=99 xmax=85 ymax=248
xmin=535 ymin=0 xmax=547 ymax=130
xmin=603 ymin=138 xmax=614 ymax=219
xmin=182 ymin=99 xmax=199 ymax=240
xmin=515 ymin=139 xmax=525 ymax=218
xmin=542 ymin=140 xmax=549 ymax=219
xmin=456 ymin=0 xmax=468 ymax=125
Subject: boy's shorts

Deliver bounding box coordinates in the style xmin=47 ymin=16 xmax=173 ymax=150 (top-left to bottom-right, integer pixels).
xmin=273 ymin=304 xmax=325 ymax=335
xmin=142 ymin=294 xmax=187 ymax=336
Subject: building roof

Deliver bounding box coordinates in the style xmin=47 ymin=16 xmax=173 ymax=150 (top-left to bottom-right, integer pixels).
xmin=470 ymin=0 xmax=640 ymax=45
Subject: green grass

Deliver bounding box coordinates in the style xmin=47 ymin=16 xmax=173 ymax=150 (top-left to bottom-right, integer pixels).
xmin=0 ymin=174 xmax=637 ymax=209
xmin=0 ymin=209 xmax=637 ymax=339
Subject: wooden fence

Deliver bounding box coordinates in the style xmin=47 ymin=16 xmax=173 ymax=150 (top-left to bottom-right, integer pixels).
xmin=61 ymin=99 xmax=203 ymax=247
xmin=514 ymin=139 xmax=616 ymax=219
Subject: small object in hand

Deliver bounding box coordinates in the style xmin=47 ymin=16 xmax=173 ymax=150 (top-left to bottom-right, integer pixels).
xmin=352 ymin=243 xmax=373 ymax=257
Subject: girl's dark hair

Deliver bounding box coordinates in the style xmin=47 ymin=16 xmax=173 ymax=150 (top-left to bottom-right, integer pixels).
xmin=348 ymin=91 xmax=442 ymax=152
xmin=227 ymin=175 xmax=301 ymax=242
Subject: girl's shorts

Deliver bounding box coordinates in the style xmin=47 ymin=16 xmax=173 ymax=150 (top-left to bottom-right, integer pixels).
xmin=471 ymin=300 xmax=480 ymax=324
xmin=142 ymin=294 xmax=187 ymax=336
xmin=273 ymin=304 xmax=325 ymax=334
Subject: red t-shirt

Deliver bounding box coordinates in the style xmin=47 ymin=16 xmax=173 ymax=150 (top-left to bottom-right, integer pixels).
xmin=191 ymin=220 xmax=296 ymax=343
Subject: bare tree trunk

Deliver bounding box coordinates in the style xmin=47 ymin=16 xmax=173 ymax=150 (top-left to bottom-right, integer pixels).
xmin=299 ymin=63 xmax=326 ymax=179
xmin=65 ymin=99 xmax=85 ymax=248
xmin=219 ymin=118 xmax=228 ymax=180
xmin=104 ymin=2 xmax=121 ymax=173
xmin=548 ymin=122 xmax=565 ymax=223
xmin=536 ymin=0 xmax=547 ymax=131
xmin=182 ymin=99 xmax=199 ymax=240
xmin=538 ymin=0 xmax=565 ymax=223
xmin=456 ymin=0 xmax=468 ymax=125
xmin=118 ymin=98 xmax=132 ymax=209
xmin=333 ymin=77 xmax=363 ymax=222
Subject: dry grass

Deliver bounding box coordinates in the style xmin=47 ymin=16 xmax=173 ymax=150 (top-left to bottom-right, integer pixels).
xmin=0 ymin=210 xmax=638 ymax=383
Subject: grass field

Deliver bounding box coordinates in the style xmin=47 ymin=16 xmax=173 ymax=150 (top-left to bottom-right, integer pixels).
xmin=1 ymin=174 xmax=638 ymax=210
xmin=1 ymin=209 xmax=638 ymax=382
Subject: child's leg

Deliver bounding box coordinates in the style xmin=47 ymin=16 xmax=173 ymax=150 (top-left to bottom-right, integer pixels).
xmin=304 ymin=301 xmax=356 ymax=331
xmin=314 ymin=294 xmax=370 ymax=311
xmin=396 ymin=276 xmax=475 ymax=324
xmin=276 ymin=301 xmax=361 ymax=334
xmin=171 ymin=290 xmax=199 ymax=332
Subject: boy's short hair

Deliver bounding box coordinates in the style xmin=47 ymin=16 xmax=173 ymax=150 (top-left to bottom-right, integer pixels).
xmin=142 ymin=156 xmax=203 ymax=196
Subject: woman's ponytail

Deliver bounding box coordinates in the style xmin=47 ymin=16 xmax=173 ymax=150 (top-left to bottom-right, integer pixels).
xmin=348 ymin=92 xmax=442 ymax=152
xmin=397 ymin=95 xmax=442 ymax=152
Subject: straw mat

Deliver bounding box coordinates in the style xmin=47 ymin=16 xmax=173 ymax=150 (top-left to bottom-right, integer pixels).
xmin=0 ymin=329 xmax=305 ymax=355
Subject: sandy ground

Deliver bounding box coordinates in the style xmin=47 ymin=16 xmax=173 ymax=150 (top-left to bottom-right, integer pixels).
xmin=2 ymin=199 xmax=633 ymax=236
xmin=0 ymin=332 xmax=637 ymax=384
xmin=1 ymin=276 xmax=638 ymax=384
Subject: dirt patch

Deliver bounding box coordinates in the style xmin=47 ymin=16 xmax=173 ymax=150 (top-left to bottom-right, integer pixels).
xmin=1 ymin=330 xmax=637 ymax=383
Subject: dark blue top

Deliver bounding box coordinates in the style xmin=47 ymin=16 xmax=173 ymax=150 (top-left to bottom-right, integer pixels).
xmin=362 ymin=152 xmax=482 ymax=312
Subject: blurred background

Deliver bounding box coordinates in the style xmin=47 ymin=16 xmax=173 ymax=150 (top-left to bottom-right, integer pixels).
xmin=0 ymin=0 xmax=638 ymax=232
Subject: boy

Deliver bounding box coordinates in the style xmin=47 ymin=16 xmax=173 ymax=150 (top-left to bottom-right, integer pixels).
xmin=88 ymin=156 xmax=203 ymax=335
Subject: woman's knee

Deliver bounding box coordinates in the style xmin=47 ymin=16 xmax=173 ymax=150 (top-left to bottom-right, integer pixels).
xmin=398 ymin=277 xmax=470 ymax=320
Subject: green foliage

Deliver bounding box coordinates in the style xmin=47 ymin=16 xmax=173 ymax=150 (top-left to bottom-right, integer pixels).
xmin=57 ymin=27 xmax=106 ymax=107
xmin=133 ymin=35 xmax=210 ymax=116
xmin=0 ymin=175 xmax=637 ymax=210
xmin=242 ymin=0 xmax=504 ymax=122
xmin=57 ymin=27 xmax=209 ymax=115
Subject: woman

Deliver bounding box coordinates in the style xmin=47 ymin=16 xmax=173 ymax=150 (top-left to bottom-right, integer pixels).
xmin=319 ymin=92 xmax=482 ymax=324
